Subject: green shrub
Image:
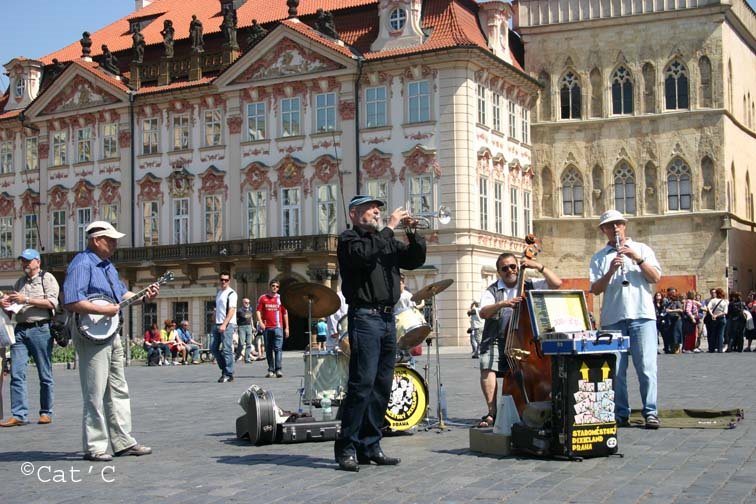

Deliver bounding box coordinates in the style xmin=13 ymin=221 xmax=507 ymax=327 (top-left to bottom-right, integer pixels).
xmin=52 ymin=345 xmax=75 ymax=363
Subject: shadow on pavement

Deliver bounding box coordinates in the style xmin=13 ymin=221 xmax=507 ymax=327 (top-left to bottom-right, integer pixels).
xmin=214 ymin=453 xmax=333 ymax=468
xmin=1 ymin=450 xmax=82 ymax=462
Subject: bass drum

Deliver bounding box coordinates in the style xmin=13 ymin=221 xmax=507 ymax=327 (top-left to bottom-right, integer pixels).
xmin=385 ymin=365 xmax=428 ymax=431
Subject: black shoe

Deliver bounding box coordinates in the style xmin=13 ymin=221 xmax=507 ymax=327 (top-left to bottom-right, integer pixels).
xmin=357 ymin=450 xmax=401 ymax=466
xmin=218 ymin=375 xmax=231 ymax=383
xmin=227 ymin=375 xmax=234 ymax=382
xmin=336 ymin=454 xmax=359 ymax=472
xmin=616 ymin=417 xmax=631 ymax=427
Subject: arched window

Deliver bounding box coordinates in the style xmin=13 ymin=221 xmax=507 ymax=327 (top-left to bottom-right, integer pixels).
xmin=699 ymin=56 xmax=712 ymax=108
xmin=613 ymin=162 xmax=636 ymax=214
xmin=642 ymin=63 xmax=655 ymax=114
xmin=665 ymin=60 xmax=689 ymax=110
xmin=701 ymin=156 xmax=715 ymax=210
xmin=590 ymin=68 xmax=602 ymax=117
xmin=560 ymin=72 xmax=582 ymax=119
xmin=667 ymin=158 xmax=692 ymax=211
xmin=539 ymin=71 xmax=551 ymax=122
xmin=611 ymin=66 xmax=633 ymax=114
xmin=561 ymin=166 xmax=584 ymax=216
xmin=592 ymin=164 xmax=604 ymax=215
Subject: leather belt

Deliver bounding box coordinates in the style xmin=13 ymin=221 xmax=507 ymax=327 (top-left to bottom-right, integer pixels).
xmin=16 ymin=320 xmax=50 ymax=329
xmin=353 ymin=305 xmax=394 ymax=314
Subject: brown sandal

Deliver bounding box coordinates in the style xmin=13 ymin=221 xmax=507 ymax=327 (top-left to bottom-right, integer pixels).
xmin=477 ymin=414 xmax=495 ymax=428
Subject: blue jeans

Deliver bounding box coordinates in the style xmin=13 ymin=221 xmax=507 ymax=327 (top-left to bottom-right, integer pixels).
xmin=712 ymin=317 xmax=727 ymax=352
xmin=334 ymin=308 xmax=396 ymax=459
xmin=237 ymin=325 xmax=254 ymax=361
xmin=603 ymin=318 xmax=658 ymax=420
xmin=10 ymin=324 xmax=54 ymax=422
xmin=264 ymin=328 xmax=284 ymax=372
xmin=211 ymin=324 xmax=236 ymax=377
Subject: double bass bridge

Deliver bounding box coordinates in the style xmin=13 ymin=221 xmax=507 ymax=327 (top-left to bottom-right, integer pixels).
xmin=507 ymin=348 xmax=531 ymax=361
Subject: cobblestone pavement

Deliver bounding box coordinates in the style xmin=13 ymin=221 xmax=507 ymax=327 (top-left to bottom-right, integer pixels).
xmin=1 ymin=348 xmax=754 ymax=504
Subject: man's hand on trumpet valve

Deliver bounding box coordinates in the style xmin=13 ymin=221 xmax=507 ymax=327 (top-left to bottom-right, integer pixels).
xmin=387 ymin=207 xmax=410 ymax=230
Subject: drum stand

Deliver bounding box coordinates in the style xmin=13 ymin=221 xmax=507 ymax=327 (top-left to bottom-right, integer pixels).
xmin=423 ymin=294 xmax=468 ymax=432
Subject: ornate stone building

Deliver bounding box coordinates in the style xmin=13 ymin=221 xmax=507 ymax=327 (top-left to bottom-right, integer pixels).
xmin=0 ymin=0 xmax=539 ymax=346
xmin=517 ymin=0 xmax=756 ymax=311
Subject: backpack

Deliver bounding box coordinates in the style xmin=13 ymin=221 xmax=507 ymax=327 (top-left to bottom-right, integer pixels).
xmin=39 ymin=270 xmax=71 ymax=347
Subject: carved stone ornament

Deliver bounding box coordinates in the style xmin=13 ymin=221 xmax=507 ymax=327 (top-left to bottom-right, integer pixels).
xmin=98 ymin=179 xmax=121 ymax=205
xmin=361 ymin=149 xmax=396 ymax=182
xmin=310 ymin=155 xmax=339 ymax=185
xmin=338 ymin=101 xmax=355 ymax=120
xmin=80 ymin=32 xmax=92 ymax=58
xmin=42 ymin=76 xmax=119 ymax=115
xmin=287 ymin=0 xmax=299 ymax=18
xmin=234 ymin=38 xmax=342 ymax=83
xmin=246 ymin=19 xmax=268 ymax=48
xmin=241 ymin=162 xmax=272 ymax=193
xmin=227 ymin=116 xmax=243 ymax=135
xmin=72 ymin=180 xmax=95 ymax=209
xmin=190 ymin=15 xmax=204 ymax=53
xmin=315 ymin=9 xmax=339 ymax=39
xmin=400 ymin=145 xmax=441 ymax=182
xmin=167 ymin=168 xmax=195 ymax=198
xmin=199 ymin=166 xmax=228 ymax=199
xmin=0 ymin=192 xmax=16 ymax=218
xmin=137 ymin=173 xmax=163 ymax=204
xmin=100 ymin=45 xmax=120 ymax=75
xmin=48 ymin=185 xmax=68 ymax=211
xmin=275 ymin=155 xmax=306 ymax=188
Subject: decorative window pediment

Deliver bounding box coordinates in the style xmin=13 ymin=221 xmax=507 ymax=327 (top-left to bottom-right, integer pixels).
xmin=232 ymin=38 xmax=344 ymax=84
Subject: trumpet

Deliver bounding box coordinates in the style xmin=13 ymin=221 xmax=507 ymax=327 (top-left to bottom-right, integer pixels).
xmin=614 ymin=231 xmax=630 ymax=287
xmin=401 ymin=205 xmax=453 ymax=230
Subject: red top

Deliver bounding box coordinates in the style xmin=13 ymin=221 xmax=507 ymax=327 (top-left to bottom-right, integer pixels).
xmin=257 ymin=293 xmax=287 ymax=329
xmin=144 ymin=329 xmax=161 ymax=344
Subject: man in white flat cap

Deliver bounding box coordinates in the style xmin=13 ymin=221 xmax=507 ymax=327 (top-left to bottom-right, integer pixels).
xmin=63 ymin=221 xmax=160 ymax=461
xmin=589 ymin=210 xmax=662 ymax=429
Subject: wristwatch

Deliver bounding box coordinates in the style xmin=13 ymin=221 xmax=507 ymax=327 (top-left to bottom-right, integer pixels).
xmin=636 ymin=258 xmax=645 ymax=266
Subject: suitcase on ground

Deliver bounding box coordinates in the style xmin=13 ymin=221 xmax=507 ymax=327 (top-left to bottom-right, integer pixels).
xmin=511 ymin=422 xmax=551 ymax=457
xmin=236 ymin=385 xmax=278 ymax=445
xmin=550 ymin=354 xmax=619 ymax=459
xmin=278 ymin=419 xmax=341 ymax=443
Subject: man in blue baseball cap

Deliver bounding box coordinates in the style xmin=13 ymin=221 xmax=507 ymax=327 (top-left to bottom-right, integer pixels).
xmin=0 ymin=248 xmax=60 ymax=427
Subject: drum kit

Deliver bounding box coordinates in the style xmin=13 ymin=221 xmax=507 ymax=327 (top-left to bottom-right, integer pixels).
xmin=280 ymin=277 xmax=456 ymax=433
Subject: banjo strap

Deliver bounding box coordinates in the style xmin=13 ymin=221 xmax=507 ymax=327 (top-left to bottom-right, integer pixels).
xmin=101 ymin=264 xmax=121 ymax=303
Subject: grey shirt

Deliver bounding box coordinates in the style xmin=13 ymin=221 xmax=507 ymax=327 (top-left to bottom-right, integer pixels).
xmin=13 ymin=271 xmax=60 ymax=323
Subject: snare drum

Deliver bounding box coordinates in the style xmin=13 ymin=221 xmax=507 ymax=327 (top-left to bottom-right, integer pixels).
xmin=395 ymin=307 xmax=431 ymax=350
xmin=385 ymin=365 xmax=428 ymax=431
xmin=303 ymin=351 xmax=349 ymax=405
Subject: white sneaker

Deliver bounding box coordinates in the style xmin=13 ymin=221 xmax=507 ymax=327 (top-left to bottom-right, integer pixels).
xmin=171 ymin=360 xmax=178 ymax=366
xmin=158 ymin=361 xmax=163 ymax=366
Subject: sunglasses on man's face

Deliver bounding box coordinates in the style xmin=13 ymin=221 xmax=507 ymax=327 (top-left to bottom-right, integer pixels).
xmin=499 ymin=264 xmax=518 ymax=272
xmin=220 ymin=278 xmax=230 ymax=283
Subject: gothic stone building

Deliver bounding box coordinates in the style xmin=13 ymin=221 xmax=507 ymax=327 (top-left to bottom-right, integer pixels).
xmin=517 ymin=0 xmax=756 ymax=316
xmin=0 ymin=0 xmax=539 ymax=347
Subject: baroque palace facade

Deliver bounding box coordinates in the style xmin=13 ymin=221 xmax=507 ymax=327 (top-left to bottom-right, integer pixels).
xmin=0 ymin=0 xmax=540 ymax=346
xmin=517 ymin=0 xmax=756 ymax=308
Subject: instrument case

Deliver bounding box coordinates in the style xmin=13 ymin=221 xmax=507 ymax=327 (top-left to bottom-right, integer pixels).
xmin=511 ymin=422 xmax=552 ymax=457
xmin=236 ymin=386 xmax=278 ymax=446
xmin=540 ymin=330 xmax=629 ymax=355
xmin=278 ymin=418 xmax=341 ymax=444
xmin=550 ymin=354 xmax=619 ymax=459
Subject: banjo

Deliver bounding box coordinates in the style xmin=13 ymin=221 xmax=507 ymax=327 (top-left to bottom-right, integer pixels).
xmin=77 ymin=271 xmax=174 ymax=343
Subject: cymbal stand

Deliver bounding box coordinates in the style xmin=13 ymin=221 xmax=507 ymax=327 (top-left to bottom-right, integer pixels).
xmin=424 ymin=293 xmax=467 ymax=431
xmin=305 ymin=295 xmax=314 ymax=417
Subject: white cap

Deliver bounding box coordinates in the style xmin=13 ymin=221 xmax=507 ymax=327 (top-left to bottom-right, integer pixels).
xmin=85 ymin=221 xmax=126 ymax=239
xmin=598 ymin=210 xmax=627 ymax=227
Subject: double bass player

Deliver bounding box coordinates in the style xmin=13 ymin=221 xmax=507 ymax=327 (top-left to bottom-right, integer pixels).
xmin=477 ymin=251 xmax=561 ymax=428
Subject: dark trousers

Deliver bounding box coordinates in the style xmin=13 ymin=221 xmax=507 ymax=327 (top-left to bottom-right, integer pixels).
xmin=662 ymin=318 xmax=682 ymax=353
xmin=334 ymin=308 xmax=396 ymax=459
xmin=727 ymin=319 xmax=745 ymax=352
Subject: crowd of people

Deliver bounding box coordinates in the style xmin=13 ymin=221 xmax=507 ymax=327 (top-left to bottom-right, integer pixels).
xmin=654 ymin=287 xmax=756 ymax=354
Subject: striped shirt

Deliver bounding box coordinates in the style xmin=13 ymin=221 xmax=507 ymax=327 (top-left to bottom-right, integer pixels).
xmin=13 ymin=271 xmax=60 ymax=323
xmin=63 ymin=248 xmax=128 ymax=305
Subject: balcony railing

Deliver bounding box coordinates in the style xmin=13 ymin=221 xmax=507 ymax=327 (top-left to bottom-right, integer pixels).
xmin=41 ymin=235 xmax=339 ymax=270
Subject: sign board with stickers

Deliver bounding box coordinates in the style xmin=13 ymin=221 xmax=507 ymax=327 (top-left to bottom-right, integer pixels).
xmin=550 ymin=354 xmax=620 ymax=459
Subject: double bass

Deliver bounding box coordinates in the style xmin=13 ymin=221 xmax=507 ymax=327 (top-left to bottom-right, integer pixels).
xmin=501 ymin=234 xmax=552 ymax=415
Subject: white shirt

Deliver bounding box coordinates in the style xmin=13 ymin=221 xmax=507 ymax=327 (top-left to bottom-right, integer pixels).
xmin=326 ymin=291 xmax=348 ymax=351
xmin=215 ymin=287 xmax=238 ymax=325
xmin=479 ymin=277 xmax=548 ymax=328
xmin=589 ymin=238 xmax=661 ymax=326
xmin=393 ymin=289 xmax=415 ymax=315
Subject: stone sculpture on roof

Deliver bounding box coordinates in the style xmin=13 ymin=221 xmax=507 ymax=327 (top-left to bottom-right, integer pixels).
xmin=80 ymin=32 xmax=92 ymax=58
xmin=221 ymin=5 xmax=239 ymax=50
xmin=246 ymin=19 xmax=268 ymax=48
xmin=132 ymin=25 xmax=145 ymax=64
xmin=190 ymin=15 xmax=204 ymax=53
xmin=161 ymin=20 xmax=175 ymax=59
xmin=100 ymin=45 xmax=120 ymax=75
xmin=315 ymin=9 xmax=339 ymax=39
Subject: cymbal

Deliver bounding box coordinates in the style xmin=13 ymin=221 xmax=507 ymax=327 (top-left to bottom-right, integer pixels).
xmin=397 ymin=327 xmax=432 ymax=350
xmin=281 ymin=282 xmax=341 ymax=319
xmin=411 ymin=278 xmax=454 ymax=303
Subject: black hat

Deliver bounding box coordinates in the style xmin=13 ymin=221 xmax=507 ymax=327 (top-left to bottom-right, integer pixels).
xmin=348 ymin=195 xmax=385 ymax=209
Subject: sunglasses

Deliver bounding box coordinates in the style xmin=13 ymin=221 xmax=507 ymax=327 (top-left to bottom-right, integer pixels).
xmin=271 ymin=285 xmax=280 ymax=288
xmin=220 ymin=278 xmax=230 ymax=282
xmin=499 ymin=264 xmax=518 ymax=272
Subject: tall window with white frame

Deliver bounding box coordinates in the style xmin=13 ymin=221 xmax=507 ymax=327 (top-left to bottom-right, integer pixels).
xmin=52 ymin=131 xmax=67 ymax=166
xmin=204 ymin=110 xmax=223 ymax=146
xmin=0 ymin=216 xmax=12 ymax=257
xmin=494 ymin=181 xmax=504 ymax=234
xmin=173 ymin=198 xmax=190 ymax=244
xmin=143 ymin=201 xmax=159 ymax=246
xmin=0 ymin=140 xmax=12 ymax=174
xmin=613 ymin=162 xmax=636 ymax=215
xmin=51 ymin=210 xmax=66 ymax=252
xmin=101 ymin=204 xmax=118 ymax=228
xmin=246 ymin=102 xmax=266 ymax=141
xmin=479 ymin=176 xmax=489 ymax=230
xmin=281 ymin=188 xmax=300 ymax=236
xmin=521 ymin=108 xmax=529 ymax=144
xmin=492 ymin=93 xmax=501 ymax=132
xmin=76 ymin=127 xmax=92 ymax=163
xmin=173 ymin=114 xmax=190 ymax=150
xmin=561 ymin=167 xmax=584 ymax=216
xmin=364 ymin=179 xmax=389 ymax=226
xmin=204 ymin=194 xmax=223 ymax=242
xmin=408 ymin=175 xmax=433 ymax=217
xmin=25 ymin=137 xmax=38 ymax=171
xmin=667 ymin=158 xmax=692 ymax=211
xmin=408 ymin=80 xmax=430 ymax=123
xmin=510 ymin=187 xmax=519 ymax=237
xmin=246 ymin=190 xmax=267 ymax=239
xmin=508 ymin=102 xmax=516 ymax=138
xmin=365 ymin=86 xmax=387 ymax=128
xmin=523 ymin=190 xmax=532 ymax=234
xmin=477 ymin=84 xmax=486 ymax=125
xmin=102 ymin=123 xmax=119 ymax=159
xmin=315 ymin=93 xmax=336 ymax=132
xmin=77 ymin=207 xmax=91 ymax=251
xmin=317 ymin=184 xmax=338 ymax=234
xmin=23 ymin=214 xmax=38 ymax=250
xmin=281 ymin=97 xmax=301 ymax=137
xmin=142 ymin=118 xmax=159 ymax=155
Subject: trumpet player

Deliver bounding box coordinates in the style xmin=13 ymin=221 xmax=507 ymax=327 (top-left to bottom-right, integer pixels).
xmin=589 ymin=210 xmax=662 ymax=429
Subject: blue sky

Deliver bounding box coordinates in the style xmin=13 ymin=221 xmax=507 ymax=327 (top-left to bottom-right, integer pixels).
xmin=2 ymin=0 xmax=756 ymax=92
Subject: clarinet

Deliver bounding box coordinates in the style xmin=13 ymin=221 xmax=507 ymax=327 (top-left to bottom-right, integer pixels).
xmin=615 ymin=231 xmax=630 ymax=287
